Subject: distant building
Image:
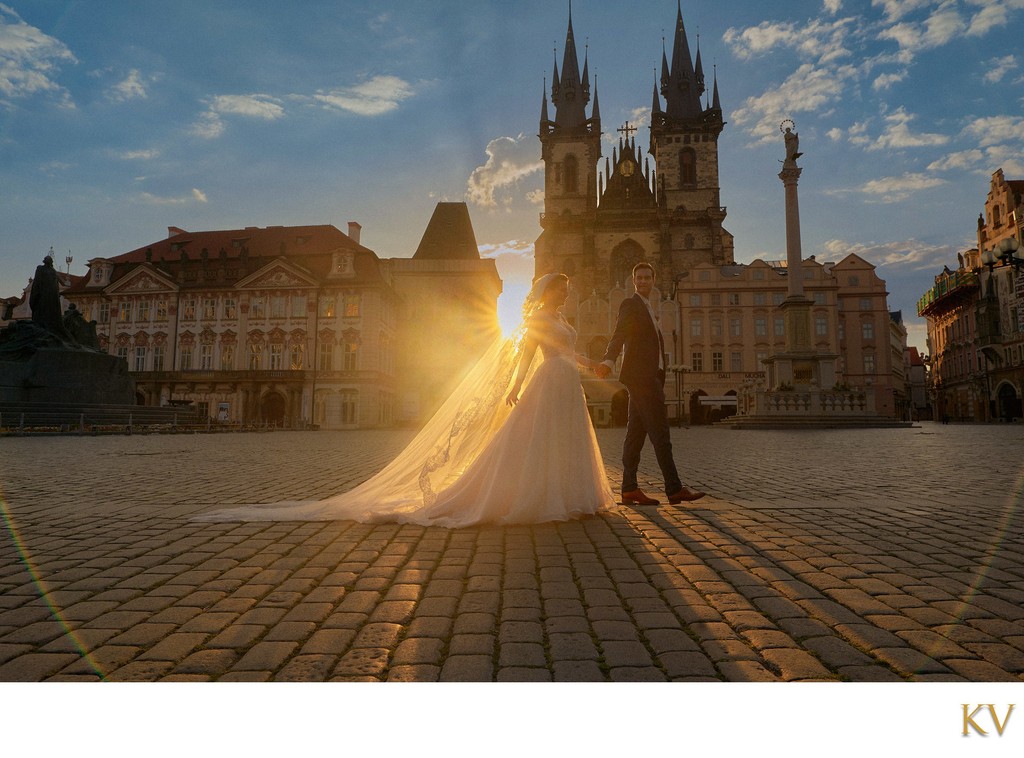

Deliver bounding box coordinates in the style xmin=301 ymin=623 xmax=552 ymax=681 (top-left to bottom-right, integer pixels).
xmin=905 ymin=346 xmax=930 ymax=420
xmin=45 ymin=203 xmax=499 ymax=427
xmin=918 ymin=169 xmax=1023 ymax=422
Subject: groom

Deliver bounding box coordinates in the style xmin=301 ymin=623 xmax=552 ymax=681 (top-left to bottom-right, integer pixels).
xmin=596 ymin=262 xmax=704 ymax=505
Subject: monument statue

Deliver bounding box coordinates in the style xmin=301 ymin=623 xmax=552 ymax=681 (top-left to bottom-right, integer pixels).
xmin=29 ymin=255 xmax=73 ymax=342
xmin=781 ymin=119 xmax=802 ymax=168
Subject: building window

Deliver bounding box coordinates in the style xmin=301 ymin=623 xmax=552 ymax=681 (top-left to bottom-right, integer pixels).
xmin=755 ymin=318 xmax=767 ymax=337
xmin=153 ymin=345 xmax=165 ymax=371
xmin=319 ymin=295 xmax=336 ymax=318
xmin=679 ymin=148 xmax=696 ymax=186
xmin=814 ymin=292 xmax=826 ymax=305
xmin=848 ymin=275 xmax=859 ymax=286
xmin=291 ymin=294 xmax=307 ymax=319
xmin=155 ymin=300 xmax=167 ymax=321
xmin=690 ymin=318 xmax=702 ymax=337
xmin=249 ymin=344 xmax=262 ymax=370
xmin=221 ymin=345 xmax=234 ymax=370
xmin=773 ymin=293 xmax=785 ymax=306
xmin=250 ymin=297 xmax=265 ymax=320
xmin=98 ymin=302 xmax=110 ymax=323
xmin=730 ymin=351 xmax=742 ymax=372
xmin=183 ymin=300 xmax=196 ymax=320
xmin=223 ymin=298 xmax=236 ymax=320
xmin=860 ymin=298 xmax=871 ymax=311
xmin=753 ymin=269 xmax=765 ymax=281
xmin=711 ymin=318 xmax=723 ymax=338
xmin=200 ymin=344 xmax=213 ymax=370
xmin=730 ymin=318 xmax=742 ymax=337
xmin=775 ymin=318 xmax=785 ymax=337
xmin=699 ymin=271 xmax=711 ymax=282
xmin=343 ymin=341 xmax=359 ymax=371
xmin=838 ymin=321 xmax=845 ymax=340
xmin=203 ymin=298 xmax=217 ymax=320
xmin=269 ymin=344 xmax=283 ymax=370
xmin=728 ymin=293 xmax=741 ymax=306
xmin=564 ymin=154 xmax=579 ymax=194
xmin=118 ymin=302 xmax=132 ymax=322
xmin=344 ymin=294 xmax=361 ymax=318
xmin=862 ymin=321 xmax=874 ymax=340
xmin=133 ymin=346 xmax=147 ymax=372
xmin=710 ymin=294 xmax=722 ymax=306
xmin=137 ymin=301 xmax=150 ymax=322
xmin=180 ymin=346 xmax=193 ymax=370
xmin=117 ymin=345 xmax=129 ymax=362
xmin=712 ymin=352 xmax=724 ymax=372
xmin=290 ymin=344 xmax=304 ymax=370
xmin=815 ymin=316 xmax=828 ymax=336
xmin=340 ymin=390 xmax=358 ymax=425
xmin=318 ymin=342 xmax=334 ymax=371
xmin=754 ymin=292 xmax=766 ymax=306
xmin=864 ymin=353 xmax=876 ymax=373
xmin=756 ymin=351 xmax=768 ymax=365
xmin=270 ymin=296 xmax=286 ymax=319
xmin=691 ymin=352 xmax=703 ymax=371
xmin=689 ymin=294 xmax=701 ymax=307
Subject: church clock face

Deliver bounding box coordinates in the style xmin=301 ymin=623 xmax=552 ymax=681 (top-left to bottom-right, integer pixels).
xmin=619 ymin=159 xmax=635 ymax=177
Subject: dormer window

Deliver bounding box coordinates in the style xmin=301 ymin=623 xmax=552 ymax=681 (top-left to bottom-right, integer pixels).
xmin=330 ymin=251 xmax=355 ymax=277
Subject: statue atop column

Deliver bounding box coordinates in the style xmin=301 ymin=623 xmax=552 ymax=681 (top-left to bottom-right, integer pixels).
xmin=781 ymin=119 xmax=802 ymax=169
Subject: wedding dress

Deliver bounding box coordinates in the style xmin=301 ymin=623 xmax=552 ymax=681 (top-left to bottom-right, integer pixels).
xmin=196 ymin=283 xmax=614 ymax=527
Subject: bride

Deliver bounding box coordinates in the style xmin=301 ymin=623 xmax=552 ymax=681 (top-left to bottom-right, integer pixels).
xmin=196 ymin=273 xmax=615 ymax=527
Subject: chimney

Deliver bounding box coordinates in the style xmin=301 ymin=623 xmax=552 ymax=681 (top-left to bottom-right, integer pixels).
xmin=347 ymin=222 xmax=362 ymax=245
xmin=168 ymin=226 xmax=187 ymax=238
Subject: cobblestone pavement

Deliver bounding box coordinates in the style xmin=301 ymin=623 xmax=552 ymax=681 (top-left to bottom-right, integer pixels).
xmin=1 ymin=423 xmax=1022 ymax=682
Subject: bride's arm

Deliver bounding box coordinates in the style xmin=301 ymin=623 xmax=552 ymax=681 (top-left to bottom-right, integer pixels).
xmin=575 ymin=353 xmax=598 ymax=370
xmin=506 ymin=333 xmax=538 ymax=406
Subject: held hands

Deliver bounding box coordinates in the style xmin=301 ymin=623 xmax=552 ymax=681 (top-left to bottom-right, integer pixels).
xmin=506 ymin=385 xmax=521 ymax=406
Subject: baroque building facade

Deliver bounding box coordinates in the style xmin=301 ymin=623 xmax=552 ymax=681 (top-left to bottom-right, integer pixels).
xmin=52 ymin=203 xmax=499 ymax=428
xmin=918 ymin=169 xmax=1023 ymax=422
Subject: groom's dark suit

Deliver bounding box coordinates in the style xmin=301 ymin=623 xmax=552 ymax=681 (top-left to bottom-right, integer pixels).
xmin=603 ymin=293 xmax=682 ymax=496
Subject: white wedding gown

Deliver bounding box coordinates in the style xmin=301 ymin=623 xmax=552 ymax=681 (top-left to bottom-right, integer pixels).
xmin=196 ymin=312 xmax=614 ymax=527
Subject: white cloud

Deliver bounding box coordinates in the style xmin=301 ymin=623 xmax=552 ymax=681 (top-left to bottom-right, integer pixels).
xmin=872 ymin=70 xmax=906 ymax=89
xmin=927 ymin=148 xmax=984 ymax=170
xmin=723 ymin=17 xmax=855 ymax=63
xmin=0 ymin=4 xmax=76 ymax=106
xmin=466 ymin=134 xmax=543 ymax=209
xmin=138 ymin=188 xmax=208 ymax=205
xmin=824 ymin=0 xmax=843 ymax=14
xmin=980 ymin=143 xmax=1024 ymax=175
xmin=823 ymin=237 xmax=957 ymax=270
xmin=114 ymin=148 xmax=160 ymax=160
xmin=826 ymin=127 xmax=843 ymax=141
xmin=859 ymin=172 xmax=947 ymax=201
xmin=526 ymin=189 xmax=545 ymax=206
xmin=313 ymin=75 xmax=414 ymax=116
xmin=871 ymin=0 xmax=937 ymax=22
xmin=867 ymin=106 xmax=949 ymax=150
xmin=877 ymin=2 xmax=967 ymax=53
xmin=984 ymin=54 xmax=1017 ymax=83
xmin=107 ymin=69 xmax=147 ymax=102
xmin=191 ymin=93 xmax=284 ymax=138
xmin=731 ymin=62 xmax=858 ymax=142
xmin=962 ymin=115 xmax=1024 ymax=146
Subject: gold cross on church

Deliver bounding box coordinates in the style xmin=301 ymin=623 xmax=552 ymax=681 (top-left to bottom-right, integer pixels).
xmin=617 ymin=122 xmax=637 ymax=139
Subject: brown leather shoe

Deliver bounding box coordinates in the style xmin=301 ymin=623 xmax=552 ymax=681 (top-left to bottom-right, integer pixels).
xmin=622 ymin=489 xmax=660 ymax=505
xmin=668 ymin=486 xmax=705 ymax=504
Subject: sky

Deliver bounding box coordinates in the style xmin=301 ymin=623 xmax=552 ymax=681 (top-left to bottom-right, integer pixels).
xmin=2 ymin=0 xmax=1024 ymax=351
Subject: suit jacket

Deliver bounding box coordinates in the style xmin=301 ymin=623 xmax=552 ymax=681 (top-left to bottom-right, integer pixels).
xmin=603 ymin=294 xmax=666 ymax=387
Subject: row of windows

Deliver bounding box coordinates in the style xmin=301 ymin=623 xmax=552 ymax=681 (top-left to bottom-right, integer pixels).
xmin=115 ymin=338 xmax=396 ymax=374
xmin=685 ymin=291 xmax=844 ymax=307
xmin=688 ymin=349 xmax=878 ymax=375
xmin=93 ymin=293 xmax=363 ymax=325
xmin=688 ymin=316 xmax=832 ymax=339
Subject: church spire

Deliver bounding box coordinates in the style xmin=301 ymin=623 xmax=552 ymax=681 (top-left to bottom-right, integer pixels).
xmin=712 ymin=64 xmax=721 ymax=111
xmin=591 ymin=76 xmax=601 ymax=124
xmin=550 ymin=2 xmax=592 ymax=129
xmin=540 ymin=77 xmax=550 ymax=129
xmin=662 ymin=0 xmax=703 ymax=120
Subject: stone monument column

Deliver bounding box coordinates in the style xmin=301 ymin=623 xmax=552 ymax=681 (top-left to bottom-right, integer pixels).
xmin=779 ymin=123 xmax=812 ymax=359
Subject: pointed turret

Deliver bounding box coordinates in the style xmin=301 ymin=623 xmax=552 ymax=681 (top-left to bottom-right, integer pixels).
xmin=651 ymin=76 xmax=662 ymax=115
xmin=712 ymin=65 xmax=721 ymax=111
xmin=551 ymin=9 xmax=588 ymax=128
xmin=661 ymin=1 xmax=704 ymax=120
xmin=540 ymin=78 xmax=550 ymax=129
xmin=591 ymin=77 xmax=601 ymax=124
xmin=694 ymin=36 xmax=705 ymax=94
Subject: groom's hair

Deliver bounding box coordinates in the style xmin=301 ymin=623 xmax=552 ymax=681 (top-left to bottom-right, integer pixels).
xmin=632 ymin=262 xmax=655 ymax=277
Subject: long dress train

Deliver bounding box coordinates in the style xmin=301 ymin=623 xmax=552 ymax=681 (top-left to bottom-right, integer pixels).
xmin=194 ymin=311 xmax=614 ymax=527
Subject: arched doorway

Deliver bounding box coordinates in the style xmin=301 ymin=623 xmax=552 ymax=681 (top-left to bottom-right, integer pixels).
xmin=611 ymin=389 xmax=630 ymax=427
xmin=260 ymin=392 xmax=286 ymax=426
xmin=609 ymin=240 xmax=645 ymax=289
xmin=996 ymin=383 xmax=1022 ymax=421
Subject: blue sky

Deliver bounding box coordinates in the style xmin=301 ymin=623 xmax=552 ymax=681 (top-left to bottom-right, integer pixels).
xmin=2 ymin=0 xmax=1024 ymax=350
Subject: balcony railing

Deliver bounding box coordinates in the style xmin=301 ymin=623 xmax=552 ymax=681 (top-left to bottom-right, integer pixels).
xmin=917 ymin=270 xmax=978 ymax=316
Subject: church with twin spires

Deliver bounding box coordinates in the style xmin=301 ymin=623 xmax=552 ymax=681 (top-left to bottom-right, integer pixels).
xmin=535 ymin=3 xmax=734 ymax=297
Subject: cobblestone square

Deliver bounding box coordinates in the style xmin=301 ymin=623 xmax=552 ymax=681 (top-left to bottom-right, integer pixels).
xmin=1 ymin=423 xmax=1022 ymax=682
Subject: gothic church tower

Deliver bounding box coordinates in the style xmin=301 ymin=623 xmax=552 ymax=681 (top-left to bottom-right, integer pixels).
xmin=535 ymin=3 xmax=733 ymax=295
